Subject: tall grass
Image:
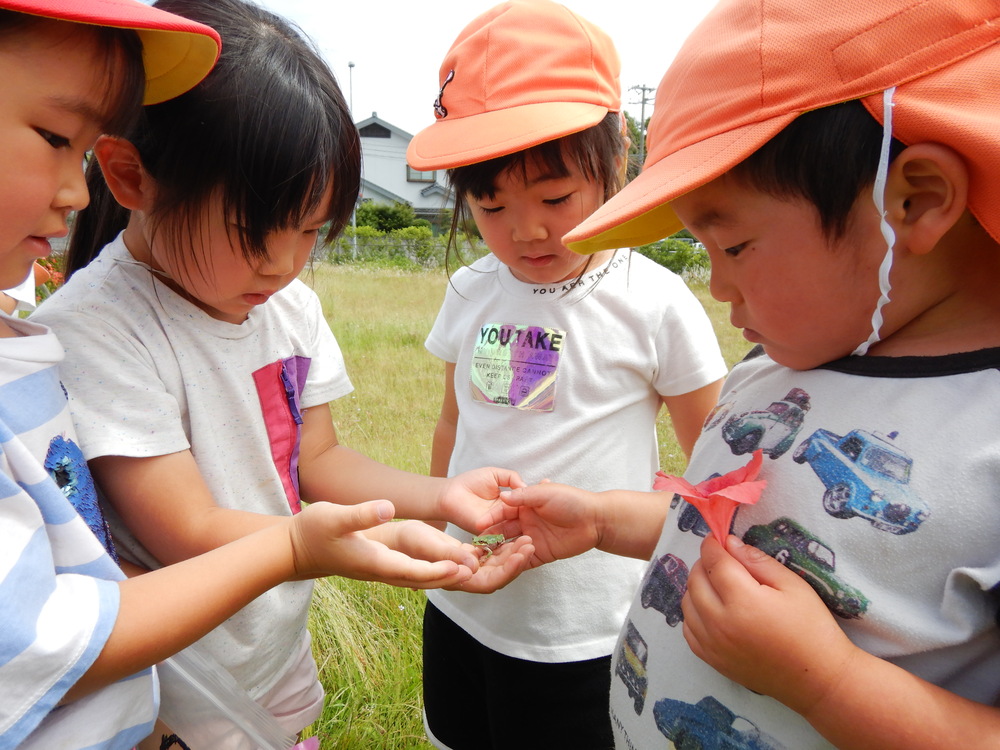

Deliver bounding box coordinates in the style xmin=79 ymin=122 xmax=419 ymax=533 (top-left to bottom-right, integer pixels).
xmin=302 ymin=263 xmax=748 ymax=749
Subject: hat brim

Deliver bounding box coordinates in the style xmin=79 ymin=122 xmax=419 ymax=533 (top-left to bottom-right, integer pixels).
xmin=134 ymin=28 xmax=220 ymax=104
xmin=1 ymin=0 xmax=220 ymax=104
xmin=407 ymin=101 xmax=610 ymax=171
xmin=564 ymin=114 xmax=797 ymax=254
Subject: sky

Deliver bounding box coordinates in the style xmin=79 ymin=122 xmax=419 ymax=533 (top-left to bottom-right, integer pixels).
xmin=254 ymin=0 xmax=720 ymax=136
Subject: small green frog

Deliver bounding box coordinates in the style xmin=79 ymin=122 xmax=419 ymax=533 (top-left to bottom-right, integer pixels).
xmin=471 ymin=533 xmax=517 ymax=561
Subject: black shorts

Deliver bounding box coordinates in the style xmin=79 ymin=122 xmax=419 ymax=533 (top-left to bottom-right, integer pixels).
xmin=422 ymin=601 xmax=614 ymax=750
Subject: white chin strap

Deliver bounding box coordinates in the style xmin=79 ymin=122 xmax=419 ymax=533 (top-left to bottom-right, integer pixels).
xmin=852 ymin=86 xmax=897 ymax=357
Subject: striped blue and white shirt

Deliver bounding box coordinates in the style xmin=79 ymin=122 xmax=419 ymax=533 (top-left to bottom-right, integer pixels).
xmin=0 ymin=316 xmax=156 ymax=749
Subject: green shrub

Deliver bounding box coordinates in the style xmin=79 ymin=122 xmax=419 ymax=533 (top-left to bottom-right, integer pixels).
xmin=636 ymin=237 xmax=710 ymax=275
xmin=325 ymin=226 xmax=450 ymax=270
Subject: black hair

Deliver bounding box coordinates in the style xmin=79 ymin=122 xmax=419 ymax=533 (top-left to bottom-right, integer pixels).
xmin=445 ymin=111 xmax=626 ymax=271
xmin=67 ymin=0 xmax=361 ymax=278
xmin=730 ymin=99 xmax=906 ymax=239
xmin=0 ymin=9 xmax=144 ymax=136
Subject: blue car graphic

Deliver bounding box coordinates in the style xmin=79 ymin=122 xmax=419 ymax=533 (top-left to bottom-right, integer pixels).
xmin=654 ymin=695 xmax=787 ymax=750
xmin=793 ymin=428 xmax=929 ymax=534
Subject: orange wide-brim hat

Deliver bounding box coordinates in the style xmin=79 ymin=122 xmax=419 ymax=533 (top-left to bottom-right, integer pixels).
xmin=1 ymin=0 xmax=220 ymax=104
xmin=407 ymin=0 xmax=621 ymax=171
xmin=565 ymin=0 xmax=1000 ymax=254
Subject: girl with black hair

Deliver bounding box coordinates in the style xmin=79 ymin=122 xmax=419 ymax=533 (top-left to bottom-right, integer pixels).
xmin=33 ymin=0 xmax=532 ymax=743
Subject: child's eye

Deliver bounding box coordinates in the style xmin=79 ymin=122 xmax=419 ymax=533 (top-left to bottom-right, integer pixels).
xmin=724 ymin=243 xmax=747 ymax=257
xmin=544 ymin=194 xmax=572 ymax=206
xmin=478 ymin=205 xmax=503 ymax=215
xmin=36 ymin=129 xmax=71 ymax=149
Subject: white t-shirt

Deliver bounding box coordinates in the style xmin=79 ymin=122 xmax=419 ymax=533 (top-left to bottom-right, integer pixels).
xmin=611 ymin=347 xmax=1000 ymax=748
xmin=0 ymin=315 xmax=157 ymax=749
xmin=425 ymin=251 xmax=728 ymax=661
xmin=33 ymin=234 xmax=354 ymax=699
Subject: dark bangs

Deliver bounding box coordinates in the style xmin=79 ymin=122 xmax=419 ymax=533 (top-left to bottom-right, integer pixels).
xmin=730 ymin=100 xmax=906 ymax=239
xmin=134 ymin=0 xmax=360 ymax=262
xmin=446 ymin=112 xmax=624 ymax=269
xmin=449 ymin=112 xmax=624 ymax=205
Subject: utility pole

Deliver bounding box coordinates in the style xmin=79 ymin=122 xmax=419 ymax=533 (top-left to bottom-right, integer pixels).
xmin=629 ymin=84 xmax=656 ymax=165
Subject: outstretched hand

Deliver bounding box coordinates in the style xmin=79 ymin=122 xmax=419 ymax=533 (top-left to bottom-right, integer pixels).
xmin=445 ymin=534 xmax=535 ymax=593
xmin=483 ymin=481 xmax=602 ymax=568
xmin=289 ymin=501 xmax=475 ymax=588
xmin=682 ymin=534 xmax=858 ymax=717
xmin=437 ymin=466 xmax=527 ymax=532
xmin=288 ymin=501 xmax=535 ymax=592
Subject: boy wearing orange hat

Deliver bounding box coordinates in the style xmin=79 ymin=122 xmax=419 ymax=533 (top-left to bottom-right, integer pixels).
xmin=497 ymin=0 xmax=1000 ymax=746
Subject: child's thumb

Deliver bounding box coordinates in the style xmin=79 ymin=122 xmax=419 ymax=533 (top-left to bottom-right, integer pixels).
xmin=351 ymin=500 xmax=396 ymax=530
xmin=725 ymin=535 xmax=797 ymax=588
xmin=305 ymin=499 xmax=395 ymax=535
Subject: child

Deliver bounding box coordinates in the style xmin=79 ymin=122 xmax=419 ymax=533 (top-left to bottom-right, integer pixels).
xmin=0 ymin=4 xmax=529 ymax=748
xmin=31 ymin=0 xmax=533 ymax=743
xmin=405 ymin=2 xmax=727 ymax=747
xmin=492 ymin=0 xmax=1000 ymax=747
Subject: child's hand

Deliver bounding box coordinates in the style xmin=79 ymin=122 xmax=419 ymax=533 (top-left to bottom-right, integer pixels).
xmin=446 ymin=535 xmax=536 ymax=594
xmin=491 ymin=482 xmax=602 ymax=568
xmin=682 ymin=535 xmax=859 ymax=717
xmin=437 ymin=466 xmax=527 ymax=531
xmin=288 ymin=501 xmax=479 ymax=588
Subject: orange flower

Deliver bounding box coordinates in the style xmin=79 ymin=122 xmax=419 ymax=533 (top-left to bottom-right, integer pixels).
xmin=654 ymin=450 xmax=767 ymax=542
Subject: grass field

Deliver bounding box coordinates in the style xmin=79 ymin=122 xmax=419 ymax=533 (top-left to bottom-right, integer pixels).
xmin=301 ymin=263 xmax=748 ymax=749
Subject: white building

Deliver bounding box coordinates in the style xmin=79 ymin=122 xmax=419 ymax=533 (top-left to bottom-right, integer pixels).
xmin=356 ymin=113 xmax=454 ymax=229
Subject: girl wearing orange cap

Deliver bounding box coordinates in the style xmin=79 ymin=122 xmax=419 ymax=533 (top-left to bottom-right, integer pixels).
xmin=493 ymin=0 xmax=1000 ymax=747
xmin=407 ymin=2 xmax=727 ymax=747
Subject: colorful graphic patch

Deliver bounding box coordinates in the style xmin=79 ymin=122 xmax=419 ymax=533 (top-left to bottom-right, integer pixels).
xmin=253 ymin=356 xmax=310 ymax=514
xmin=469 ymin=323 xmax=565 ymax=411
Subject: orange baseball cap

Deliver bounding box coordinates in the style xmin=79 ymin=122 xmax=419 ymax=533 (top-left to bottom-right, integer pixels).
xmin=565 ymin=0 xmax=1000 ymax=254
xmin=1 ymin=0 xmax=221 ymax=104
xmin=406 ymin=0 xmax=620 ymax=171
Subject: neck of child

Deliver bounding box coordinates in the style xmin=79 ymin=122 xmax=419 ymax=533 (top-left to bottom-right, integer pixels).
xmin=121 ymin=217 xmax=222 ymax=317
xmin=867 ymin=213 xmax=1000 ymax=357
xmin=122 ymin=217 xmax=156 ymax=270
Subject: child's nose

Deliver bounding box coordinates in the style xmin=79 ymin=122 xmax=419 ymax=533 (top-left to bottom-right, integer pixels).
xmin=511 ymin=212 xmax=548 ymax=243
xmin=708 ymin=266 xmax=739 ymax=304
xmin=55 ymin=160 xmax=90 ymax=214
xmin=257 ymin=251 xmax=295 ymax=278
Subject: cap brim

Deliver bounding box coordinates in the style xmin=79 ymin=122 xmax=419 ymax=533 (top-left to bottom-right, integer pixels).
xmin=565 ymin=115 xmax=796 ymax=254
xmin=407 ymin=101 xmax=609 ymax=170
xmin=135 ymin=28 xmax=220 ymax=104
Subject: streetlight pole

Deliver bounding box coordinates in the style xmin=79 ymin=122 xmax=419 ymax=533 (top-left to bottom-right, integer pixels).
xmin=348 ymin=61 xmax=357 ymax=259
xmin=348 ymin=61 xmax=355 ymax=113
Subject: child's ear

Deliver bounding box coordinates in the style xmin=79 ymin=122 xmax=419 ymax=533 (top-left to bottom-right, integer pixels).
xmin=886 ymin=143 xmax=969 ymax=256
xmin=92 ymin=135 xmax=152 ymax=211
